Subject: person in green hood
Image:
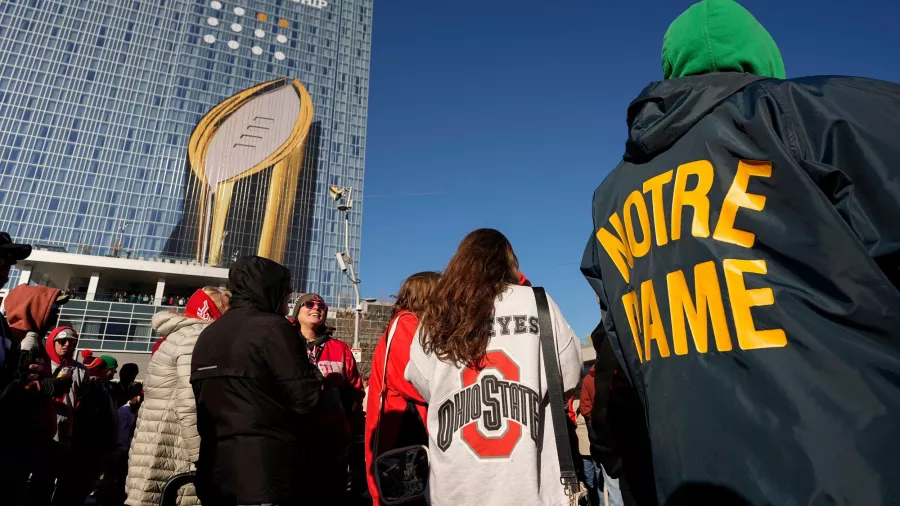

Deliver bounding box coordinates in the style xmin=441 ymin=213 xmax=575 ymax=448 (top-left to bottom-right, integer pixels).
xmin=662 ymin=0 xmax=785 ymax=80
xmin=582 ymin=1 xmax=900 ymax=505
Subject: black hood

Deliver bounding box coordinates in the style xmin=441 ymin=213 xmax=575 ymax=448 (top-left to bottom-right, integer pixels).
xmin=624 ymin=73 xmax=765 ymax=163
xmin=228 ymin=255 xmax=292 ymax=313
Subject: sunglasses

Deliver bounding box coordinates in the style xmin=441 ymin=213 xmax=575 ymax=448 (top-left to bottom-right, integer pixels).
xmin=302 ymin=300 xmax=328 ymax=311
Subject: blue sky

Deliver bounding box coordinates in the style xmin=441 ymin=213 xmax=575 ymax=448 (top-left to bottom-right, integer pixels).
xmin=358 ymin=0 xmax=900 ymax=339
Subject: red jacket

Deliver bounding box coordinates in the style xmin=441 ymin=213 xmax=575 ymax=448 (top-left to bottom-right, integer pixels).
xmin=364 ymin=311 xmax=428 ymax=504
xmin=306 ymin=333 xmax=366 ymax=436
xmin=306 ymin=334 xmax=365 ymax=399
xmin=579 ymin=365 xmax=596 ymax=420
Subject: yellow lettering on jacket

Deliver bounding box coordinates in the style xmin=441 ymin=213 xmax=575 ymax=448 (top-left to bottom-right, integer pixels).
xmin=642 ymin=170 xmax=674 ymax=246
xmin=640 ymin=279 xmax=670 ymax=360
xmin=723 ymin=259 xmax=787 ymax=350
xmin=621 ymin=290 xmax=643 ymax=363
xmin=596 ymin=212 xmax=633 ymax=283
xmin=666 ymin=261 xmax=733 ymax=355
xmin=713 ymin=160 xmax=772 ymax=248
xmin=624 ymin=190 xmax=652 ymax=258
xmin=593 ymin=159 xmax=788 ymax=363
xmin=671 ymin=160 xmax=713 ymax=241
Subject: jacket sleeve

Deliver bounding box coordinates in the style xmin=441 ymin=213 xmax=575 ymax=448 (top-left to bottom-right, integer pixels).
xmin=174 ymin=341 xmax=200 ymax=463
xmin=778 ymin=77 xmax=900 ymax=286
xmin=385 ymin=313 xmax=427 ymax=405
xmin=343 ymin=344 xmax=365 ymax=407
xmin=588 ymin=323 xmax=623 ymax=476
xmin=547 ymin=293 xmax=583 ymax=395
xmin=404 ymin=336 xmax=432 ymax=404
xmin=578 ymin=374 xmax=594 ymax=419
xmin=262 ymin=321 xmax=322 ymax=416
xmin=581 ymin=229 xmax=633 ymax=379
xmin=364 ymin=338 xmax=386 ymax=504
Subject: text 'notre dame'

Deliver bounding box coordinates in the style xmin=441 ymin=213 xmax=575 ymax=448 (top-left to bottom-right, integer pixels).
xmin=594 ymin=159 xmax=787 ymax=363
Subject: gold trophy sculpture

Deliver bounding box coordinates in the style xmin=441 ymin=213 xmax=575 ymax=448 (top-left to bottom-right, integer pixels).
xmin=187 ymin=78 xmax=313 ymax=265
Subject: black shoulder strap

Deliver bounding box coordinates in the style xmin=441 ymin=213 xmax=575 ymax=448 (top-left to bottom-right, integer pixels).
xmin=534 ymin=286 xmax=580 ymax=496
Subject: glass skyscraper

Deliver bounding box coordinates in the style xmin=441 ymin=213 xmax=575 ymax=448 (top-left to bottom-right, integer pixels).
xmin=0 ymin=0 xmax=372 ymax=305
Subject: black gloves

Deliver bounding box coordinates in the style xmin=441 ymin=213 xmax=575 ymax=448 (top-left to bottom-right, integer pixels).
xmin=40 ymin=376 xmax=73 ymax=397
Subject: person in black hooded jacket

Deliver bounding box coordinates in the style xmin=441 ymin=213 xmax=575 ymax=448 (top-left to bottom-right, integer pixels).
xmin=190 ymin=256 xmax=323 ymax=506
xmin=582 ymin=1 xmax=900 ymax=505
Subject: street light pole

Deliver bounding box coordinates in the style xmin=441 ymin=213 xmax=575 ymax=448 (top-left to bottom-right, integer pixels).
xmin=332 ymin=187 xmax=362 ymax=349
xmin=343 ymin=206 xmax=363 ymax=350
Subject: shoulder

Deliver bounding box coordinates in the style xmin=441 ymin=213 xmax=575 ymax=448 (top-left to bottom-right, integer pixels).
xmin=495 ymin=284 xmax=535 ymax=307
xmin=327 ymin=336 xmax=352 ymax=352
xmin=390 ymin=311 xmax=420 ymax=334
xmin=754 ymin=76 xmax=900 ymax=105
xmin=167 ymin=323 xmax=207 ymax=346
xmin=393 ymin=310 xmax=420 ymax=323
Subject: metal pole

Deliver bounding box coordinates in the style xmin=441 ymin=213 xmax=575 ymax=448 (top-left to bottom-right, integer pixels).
xmin=344 ymin=207 xmax=362 ymax=349
xmin=354 ymin=305 xmax=361 ymax=350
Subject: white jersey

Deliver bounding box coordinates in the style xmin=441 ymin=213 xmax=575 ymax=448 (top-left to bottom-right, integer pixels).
xmin=406 ymin=285 xmax=583 ymax=506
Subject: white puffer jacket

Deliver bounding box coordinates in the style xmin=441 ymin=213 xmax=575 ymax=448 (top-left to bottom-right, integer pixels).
xmin=125 ymin=312 xmax=209 ymax=506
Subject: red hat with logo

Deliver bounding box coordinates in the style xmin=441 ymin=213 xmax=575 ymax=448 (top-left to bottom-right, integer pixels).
xmin=184 ymin=289 xmax=222 ymax=322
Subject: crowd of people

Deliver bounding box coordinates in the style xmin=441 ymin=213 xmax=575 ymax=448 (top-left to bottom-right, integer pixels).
xmin=2 ymin=0 xmax=900 ymax=505
xmin=60 ymin=290 xmax=193 ymax=308
xmin=0 ymin=260 xmax=145 ymax=505
xmin=0 ymin=228 xmax=603 ymax=506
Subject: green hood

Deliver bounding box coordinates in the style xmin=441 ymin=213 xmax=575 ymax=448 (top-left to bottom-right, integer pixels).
xmin=662 ymin=0 xmax=785 ymax=80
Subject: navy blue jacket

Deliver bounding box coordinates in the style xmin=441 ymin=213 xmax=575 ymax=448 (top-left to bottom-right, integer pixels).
xmin=582 ymin=72 xmax=900 ymax=505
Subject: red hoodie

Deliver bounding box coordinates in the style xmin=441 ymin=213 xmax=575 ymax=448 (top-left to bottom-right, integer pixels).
xmin=3 ymin=285 xmax=62 ymax=440
xmin=364 ymin=310 xmax=428 ymax=504
xmin=5 ymin=285 xmax=60 ymax=343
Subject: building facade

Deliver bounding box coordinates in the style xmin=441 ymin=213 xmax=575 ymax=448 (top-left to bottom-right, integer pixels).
xmin=0 ymin=0 xmax=372 ymax=306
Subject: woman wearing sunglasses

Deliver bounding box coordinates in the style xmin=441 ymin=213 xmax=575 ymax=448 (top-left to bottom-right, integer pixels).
xmin=291 ymin=293 xmax=365 ymax=502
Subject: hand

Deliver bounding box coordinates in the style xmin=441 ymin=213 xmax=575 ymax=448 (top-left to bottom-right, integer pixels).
xmin=54 ymin=376 xmax=73 ymax=395
xmin=27 ymin=363 xmax=43 ymax=383
xmin=39 ymin=376 xmax=73 ymax=397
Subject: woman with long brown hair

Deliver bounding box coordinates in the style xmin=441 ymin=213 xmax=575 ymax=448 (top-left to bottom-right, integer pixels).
xmin=365 ymin=271 xmax=440 ymax=504
xmin=406 ymin=229 xmax=583 ymax=506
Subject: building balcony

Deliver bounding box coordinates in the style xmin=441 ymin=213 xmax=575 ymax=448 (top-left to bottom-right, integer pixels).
xmin=58 ymin=299 xmax=184 ymax=353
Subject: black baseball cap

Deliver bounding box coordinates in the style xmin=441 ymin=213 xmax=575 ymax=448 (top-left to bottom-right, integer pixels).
xmin=0 ymin=232 xmax=31 ymax=261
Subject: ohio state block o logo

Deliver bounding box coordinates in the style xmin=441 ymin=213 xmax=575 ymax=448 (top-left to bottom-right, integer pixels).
xmin=460 ymin=351 xmax=521 ymax=458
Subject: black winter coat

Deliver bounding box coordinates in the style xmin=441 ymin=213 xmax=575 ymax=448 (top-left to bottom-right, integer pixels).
xmin=191 ymin=256 xmax=322 ymax=506
xmin=582 ymin=73 xmax=900 ymax=505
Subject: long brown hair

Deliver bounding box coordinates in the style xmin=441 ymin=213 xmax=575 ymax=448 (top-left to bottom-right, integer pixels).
xmin=393 ymin=271 xmax=441 ymax=317
xmin=420 ymin=229 xmax=519 ymax=369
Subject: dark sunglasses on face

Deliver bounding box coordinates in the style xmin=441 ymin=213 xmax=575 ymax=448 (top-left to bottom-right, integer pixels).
xmin=302 ymin=300 xmax=327 ymax=311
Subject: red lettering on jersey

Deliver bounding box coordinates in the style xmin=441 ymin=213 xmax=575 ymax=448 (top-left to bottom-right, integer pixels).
xmin=460 ymin=351 xmax=521 ymax=458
